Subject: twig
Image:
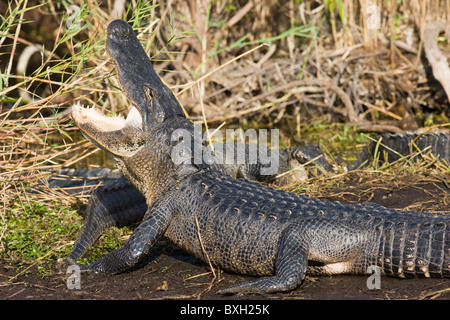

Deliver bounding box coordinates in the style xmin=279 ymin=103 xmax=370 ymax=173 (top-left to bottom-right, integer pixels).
xmin=194 ymin=216 xmax=215 ymax=279
xmin=7 ymin=250 xmax=55 ymax=282
xmin=357 ymin=99 xmax=403 ymax=120
xmin=4 ymin=0 xmax=28 ymax=95
xmin=418 ymin=286 xmax=450 ymax=300
xmin=194 ymin=215 xmax=219 ymax=299
xmin=5 ymin=288 xmax=26 ymax=299
xmin=423 ymin=21 xmax=450 ymax=101
xmin=194 ymin=79 xmax=357 ymax=123
xmin=175 ymin=43 xmax=269 ymax=97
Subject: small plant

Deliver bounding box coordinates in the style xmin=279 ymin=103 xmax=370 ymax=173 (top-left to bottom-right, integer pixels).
xmin=1 ymin=198 xmax=81 ymax=276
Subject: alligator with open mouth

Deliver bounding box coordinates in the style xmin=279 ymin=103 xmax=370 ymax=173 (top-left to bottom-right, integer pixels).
xmin=65 ymin=20 xmax=450 ymax=294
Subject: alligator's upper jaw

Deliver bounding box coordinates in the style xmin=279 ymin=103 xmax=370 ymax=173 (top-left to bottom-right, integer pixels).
xmin=72 ymin=103 xmax=144 ymax=158
xmin=106 ymin=19 xmax=186 ymax=123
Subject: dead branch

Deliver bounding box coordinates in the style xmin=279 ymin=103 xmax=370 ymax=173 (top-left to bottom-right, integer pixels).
xmin=193 ymin=79 xmax=358 ymax=123
xmin=423 ymin=21 xmax=450 ymax=101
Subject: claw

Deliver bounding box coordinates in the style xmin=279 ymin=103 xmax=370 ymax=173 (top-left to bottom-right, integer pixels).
xmin=79 ymin=262 xmax=103 ymax=274
xmin=216 ymin=284 xmax=265 ymax=295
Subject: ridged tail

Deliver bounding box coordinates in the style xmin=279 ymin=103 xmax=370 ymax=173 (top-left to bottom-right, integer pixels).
xmin=376 ymin=215 xmax=450 ymax=278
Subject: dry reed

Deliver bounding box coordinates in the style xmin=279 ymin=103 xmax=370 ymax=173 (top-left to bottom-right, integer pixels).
xmin=1 ymin=0 xmax=449 ymax=200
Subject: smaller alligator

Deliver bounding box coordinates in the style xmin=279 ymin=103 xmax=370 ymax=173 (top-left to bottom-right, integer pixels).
xmin=351 ymin=131 xmax=450 ymax=169
xmin=66 ymin=19 xmax=449 ymax=295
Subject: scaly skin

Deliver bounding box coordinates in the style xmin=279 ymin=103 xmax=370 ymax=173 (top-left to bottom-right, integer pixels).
xmin=68 ymin=19 xmax=449 ymax=294
xmin=73 ymin=114 xmax=450 ymax=294
xmin=64 ymin=131 xmax=450 ymax=262
xmin=63 ymin=143 xmax=306 ymax=261
xmin=57 ymin=131 xmax=450 ymax=262
xmin=351 ymin=132 xmax=450 ymax=169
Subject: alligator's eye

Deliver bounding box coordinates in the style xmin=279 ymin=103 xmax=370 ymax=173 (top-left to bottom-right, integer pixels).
xmin=142 ymin=84 xmax=164 ymax=123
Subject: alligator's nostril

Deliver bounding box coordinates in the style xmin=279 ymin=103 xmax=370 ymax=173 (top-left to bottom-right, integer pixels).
xmin=108 ymin=20 xmax=134 ymax=39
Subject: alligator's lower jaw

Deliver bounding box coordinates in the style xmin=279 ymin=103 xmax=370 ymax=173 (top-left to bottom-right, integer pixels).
xmin=71 ymin=102 xmax=144 ymax=158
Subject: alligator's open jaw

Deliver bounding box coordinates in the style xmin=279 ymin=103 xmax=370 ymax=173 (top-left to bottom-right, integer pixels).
xmin=72 ymin=103 xmax=143 ymax=131
xmin=72 ymin=103 xmax=144 ymax=158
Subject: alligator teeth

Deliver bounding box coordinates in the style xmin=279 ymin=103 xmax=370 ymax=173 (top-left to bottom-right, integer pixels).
xmin=72 ymin=102 xmax=142 ymax=132
xmin=125 ymin=105 xmax=143 ymax=128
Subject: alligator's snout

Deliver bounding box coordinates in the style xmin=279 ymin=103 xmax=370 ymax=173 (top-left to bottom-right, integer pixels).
xmin=107 ymin=19 xmax=135 ymax=42
xmin=105 ymin=19 xmax=186 ymax=128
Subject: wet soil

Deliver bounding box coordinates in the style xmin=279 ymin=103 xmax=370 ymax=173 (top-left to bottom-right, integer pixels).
xmin=1 ymin=176 xmax=449 ymax=301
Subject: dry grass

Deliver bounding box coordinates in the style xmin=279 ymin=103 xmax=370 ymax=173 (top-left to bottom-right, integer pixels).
xmin=0 ymin=0 xmax=449 ymax=207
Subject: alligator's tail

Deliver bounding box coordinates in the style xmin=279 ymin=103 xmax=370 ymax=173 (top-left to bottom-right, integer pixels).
xmin=351 ymin=132 xmax=450 ymax=170
xmin=43 ymin=168 xmax=119 ymax=195
xmin=375 ymin=215 xmax=450 ymax=278
xmin=67 ymin=176 xmax=147 ymax=262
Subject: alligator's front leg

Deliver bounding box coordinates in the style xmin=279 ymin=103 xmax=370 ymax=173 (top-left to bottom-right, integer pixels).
xmin=80 ymin=202 xmax=172 ymax=274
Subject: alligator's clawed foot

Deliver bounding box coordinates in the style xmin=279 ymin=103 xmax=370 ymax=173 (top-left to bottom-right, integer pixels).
xmin=217 ymin=286 xmax=263 ymax=296
xmin=62 ymin=256 xmax=95 ymax=274
xmin=216 ymin=276 xmax=300 ymax=295
xmin=78 ymin=261 xmax=105 ymax=274
xmin=65 ymin=256 xmax=77 ymax=267
xmin=56 ymin=257 xmax=91 ymax=276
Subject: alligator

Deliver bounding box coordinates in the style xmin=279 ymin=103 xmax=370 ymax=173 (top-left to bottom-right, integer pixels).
xmin=62 ymin=141 xmax=321 ymax=261
xmin=61 ymin=18 xmax=450 ymax=263
xmin=351 ymin=131 xmax=450 ymax=169
xmin=67 ymin=19 xmax=450 ymax=294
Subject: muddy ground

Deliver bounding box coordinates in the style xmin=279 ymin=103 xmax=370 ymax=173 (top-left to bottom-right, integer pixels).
xmin=1 ymin=175 xmax=449 ymax=302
